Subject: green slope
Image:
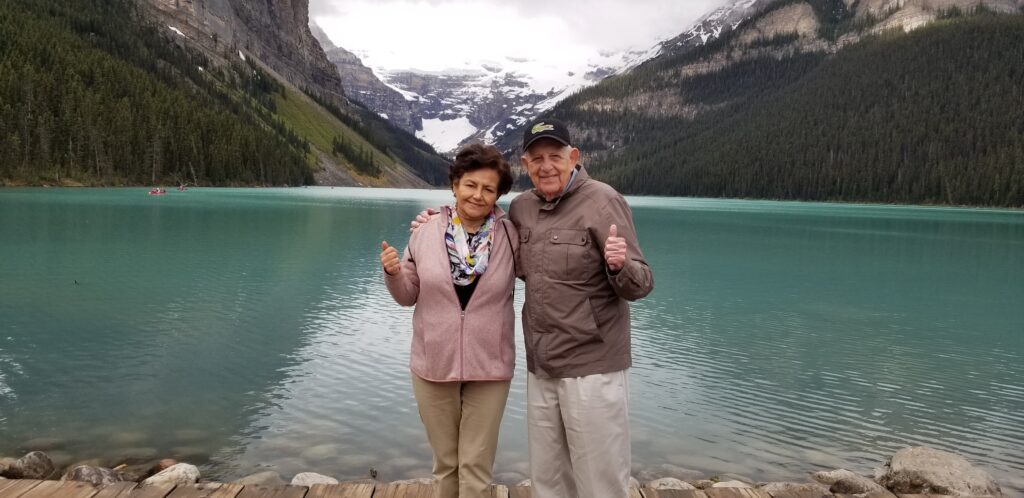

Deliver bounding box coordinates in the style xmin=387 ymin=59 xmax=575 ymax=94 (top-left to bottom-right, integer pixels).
xmin=548 ymin=12 xmax=1024 ymax=207
xmin=0 ymin=0 xmax=447 ymax=187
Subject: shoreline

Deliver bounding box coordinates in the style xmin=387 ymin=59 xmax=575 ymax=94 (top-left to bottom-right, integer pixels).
xmin=0 ymin=446 xmax=1014 ymax=497
xmin=2 ymin=183 xmax=1024 ymax=213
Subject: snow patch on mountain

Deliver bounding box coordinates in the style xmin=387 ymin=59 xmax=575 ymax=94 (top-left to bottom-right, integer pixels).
xmin=417 ymin=117 xmax=478 ymax=154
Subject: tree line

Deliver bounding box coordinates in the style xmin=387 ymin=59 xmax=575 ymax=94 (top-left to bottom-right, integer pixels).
xmin=547 ymin=12 xmax=1024 ymax=207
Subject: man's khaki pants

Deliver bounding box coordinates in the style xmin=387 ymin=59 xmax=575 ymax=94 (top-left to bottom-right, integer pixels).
xmin=527 ymin=369 xmax=631 ymax=498
xmin=411 ymin=373 xmax=511 ymax=498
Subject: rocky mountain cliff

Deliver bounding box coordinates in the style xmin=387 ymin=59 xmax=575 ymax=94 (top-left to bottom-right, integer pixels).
xmin=141 ymin=0 xmax=345 ymax=102
xmin=309 ymin=23 xmax=420 ymax=134
xmin=136 ymin=0 xmax=447 ymax=187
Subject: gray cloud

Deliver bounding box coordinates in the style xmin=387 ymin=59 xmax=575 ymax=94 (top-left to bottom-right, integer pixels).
xmin=309 ymin=0 xmax=727 ymax=49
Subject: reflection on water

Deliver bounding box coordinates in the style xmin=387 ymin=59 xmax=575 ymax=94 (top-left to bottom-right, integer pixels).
xmin=0 ymin=188 xmax=1021 ymax=492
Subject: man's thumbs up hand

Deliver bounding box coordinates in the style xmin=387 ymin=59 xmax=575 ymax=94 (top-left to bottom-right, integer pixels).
xmin=604 ymin=224 xmax=627 ymax=272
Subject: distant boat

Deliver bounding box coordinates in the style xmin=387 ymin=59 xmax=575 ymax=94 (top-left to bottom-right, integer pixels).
xmin=149 ymin=188 xmax=167 ymax=195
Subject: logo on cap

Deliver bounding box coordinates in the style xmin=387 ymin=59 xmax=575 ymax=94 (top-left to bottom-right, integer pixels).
xmin=531 ymin=123 xmax=555 ymax=134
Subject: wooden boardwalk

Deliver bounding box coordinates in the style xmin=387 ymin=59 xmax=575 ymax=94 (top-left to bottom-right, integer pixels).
xmin=0 ymin=480 xmax=954 ymax=498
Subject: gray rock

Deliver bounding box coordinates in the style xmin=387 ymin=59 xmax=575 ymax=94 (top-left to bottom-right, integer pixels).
xmin=714 ymin=473 xmax=756 ymax=484
xmin=516 ymin=478 xmax=532 ymax=486
xmin=875 ymin=446 xmax=1001 ymax=497
xmin=63 ymin=465 xmax=122 ymax=486
xmin=813 ymin=469 xmax=889 ymax=495
xmin=647 ymin=477 xmax=696 ymax=490
xmin=233 ymin=470 xmax=287 ymax=486
xmin=60 ymin=459 xmax=104 ymax=480
xmin=691 ymin=480 xmax=716 ymax=489
xmin=758 ymin=482 xmax=831 ymax=498
xmin=291 ymin=472 xmax=338 ymax=486
xmin=2 ymin=451 xmax=56 ymax=479
xmin=142 ymin=463 xmax=200 ymax=487
xmin=114 ymin=462 xmax=158 ymax=483
xmin=714 ymin=480 xmax=754 ymax=488
xmin=637 ymin=464 xmax=706 ymax=483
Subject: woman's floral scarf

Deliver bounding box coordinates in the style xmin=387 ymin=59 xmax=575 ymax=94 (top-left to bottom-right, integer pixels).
xmin=445 ymin=205 xmax=496 ymax=286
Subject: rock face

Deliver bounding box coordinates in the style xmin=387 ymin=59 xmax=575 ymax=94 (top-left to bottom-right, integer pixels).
xmin=714 ymin=480 xmax=754 ymax=488
xmin=758 ymin=482 xmax=831 ymax=498
xmin=813 ymin=469 xmax=890 ymax=494
xmin=310 ymin=23 xmax=419 ymax=134
xmin=290 ymin=472 xmax=338 ymax=486
xmin=1 ymin=452 xmax=55 ymax=480
xmin=140 ymin=0 xmax=345 ymax=103
xmin=142 ymin=463 xmax=200 ymax=487
xmin=64 ymin=465 xmax=122 ymax=486
xmin=875 ymin=447 xmax=1002 ymax=497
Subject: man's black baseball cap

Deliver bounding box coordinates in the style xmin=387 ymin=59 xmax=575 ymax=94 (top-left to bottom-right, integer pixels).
xmin=522 ymin=118 xmax=572 ymax=151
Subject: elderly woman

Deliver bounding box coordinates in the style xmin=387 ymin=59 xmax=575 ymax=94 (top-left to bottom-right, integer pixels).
xmin=380 ymin=143 xmax=517 ymax=498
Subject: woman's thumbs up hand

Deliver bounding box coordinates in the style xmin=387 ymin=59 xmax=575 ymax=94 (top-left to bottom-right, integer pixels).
xmin=381 ymin=241 xmax=401 ymax=276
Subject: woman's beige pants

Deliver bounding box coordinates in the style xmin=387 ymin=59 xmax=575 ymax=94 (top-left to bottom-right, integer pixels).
xmin=411 ymin=373 xmax=511 ymax=498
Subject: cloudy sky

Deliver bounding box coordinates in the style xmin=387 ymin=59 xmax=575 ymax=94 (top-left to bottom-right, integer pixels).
xmin=310 ymin=0 xmax=725 ymax=72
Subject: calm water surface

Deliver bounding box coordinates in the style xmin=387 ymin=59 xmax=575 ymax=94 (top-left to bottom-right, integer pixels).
xmin=0 ymin=188 xmax=1021 ymax=492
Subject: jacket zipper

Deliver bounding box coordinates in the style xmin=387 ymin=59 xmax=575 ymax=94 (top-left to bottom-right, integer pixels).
xmin=444 ymin=216 xmax=503 ymax=381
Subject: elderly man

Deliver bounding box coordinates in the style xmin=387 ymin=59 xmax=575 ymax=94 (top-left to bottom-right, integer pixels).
xmin=414 ymin=118 xmax=653 ymax=497
xmin=512 ymin=118 xmax=653 ymax=498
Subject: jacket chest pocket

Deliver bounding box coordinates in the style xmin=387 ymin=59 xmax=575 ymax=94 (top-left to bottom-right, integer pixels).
xmin=543 ymin=228 xmax=592 ymax=282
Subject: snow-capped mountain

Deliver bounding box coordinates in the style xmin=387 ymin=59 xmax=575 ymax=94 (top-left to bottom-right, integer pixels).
xmin=310 ymin=0 xmax=768 ymax=154
xmin=658 ymin=0 xmax=769 ymax=57
xmin=355 ymin=46 xmax=662 ymax=154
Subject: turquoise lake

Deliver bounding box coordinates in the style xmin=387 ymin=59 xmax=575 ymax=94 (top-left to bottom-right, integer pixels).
xmin=0 ymin=188 xmax=1021 ymax=492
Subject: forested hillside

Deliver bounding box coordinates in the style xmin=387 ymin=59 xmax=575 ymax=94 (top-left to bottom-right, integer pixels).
xmin=542 ymin=11 xmax=1024 ymax=207
xmin=0 ymin=0 xmax=447 ymax=187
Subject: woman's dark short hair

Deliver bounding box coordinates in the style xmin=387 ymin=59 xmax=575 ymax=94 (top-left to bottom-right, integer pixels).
xmin=449 ymin=143 xmax=514 ymax=196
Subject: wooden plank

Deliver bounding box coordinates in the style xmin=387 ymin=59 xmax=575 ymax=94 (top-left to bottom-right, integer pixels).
xmin=130 ymin=484 xmax=179 ymax=498
xmin=370 ymin=483 xmax=433 ymax=498
xmin=167 ymin=483 xmax=244 ymax=498
xmin=704 ymin=489 xmax=772 ymax=498
xmin=630 ymin=488 xmax=644 ymax=498
xmin=19 ymin=480 xmax=99 ymax=498
xmin=305 ymin=483 xmax=375 ymax=498
xmin=91 ymin=482 xmax=140 ymax=498
xmin=0 ymin=481 xmax=18 ymax=495
xmin=507 ymin=486 xmax=531 ymax=498
xmin=641 ymin=490 xmax=708 ymax=498
xmin=234 ymin=485 xmax=307 ymax=498
xmin=0 ymin=480 xmax=44 ymax=498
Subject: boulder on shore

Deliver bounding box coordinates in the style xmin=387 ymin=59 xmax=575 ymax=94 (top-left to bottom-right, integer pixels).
xmin=1 ymin=452 xmax=55 ymax=480
xmin=63 ymin=465 xmax=122 ymax=486
xmin=758 ymin=482 xmax=831 ymax=498
xmin=875 ymin=446 xmax=1002 ymax=497
xmin=290 ymin=472 xmax=338 ymax=486
xmin=141 ymin=463 xmax=200 ymax=487
xmin=813 ymin=469 xmax=890 ymax=494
